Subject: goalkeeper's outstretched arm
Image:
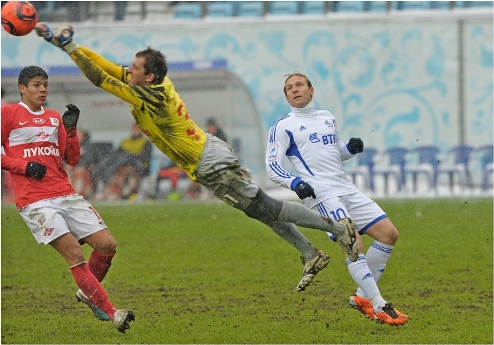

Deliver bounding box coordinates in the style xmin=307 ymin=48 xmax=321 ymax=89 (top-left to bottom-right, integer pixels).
xmin=35 ymin=22 xmax=142 ymax=108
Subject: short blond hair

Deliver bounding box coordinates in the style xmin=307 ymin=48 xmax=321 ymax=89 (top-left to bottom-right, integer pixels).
xmin=283 ymin=72 xmax=312 ymax=96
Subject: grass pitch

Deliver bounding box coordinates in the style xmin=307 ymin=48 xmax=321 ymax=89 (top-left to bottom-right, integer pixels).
xmin=1 ymin=197 xmax=492 ymax=344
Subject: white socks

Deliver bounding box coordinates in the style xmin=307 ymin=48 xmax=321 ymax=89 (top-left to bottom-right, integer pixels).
xmin=355 ymin=240 xmax=393 ymax=297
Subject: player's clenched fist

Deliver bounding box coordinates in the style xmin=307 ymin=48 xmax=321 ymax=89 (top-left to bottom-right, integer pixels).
xmin=347 ymin=137 xmax=364 ymax=154
xmin=295 ymin=181 xmax=316 ymax=199
xmin=25 ymin=162 xmax=47 ymax=179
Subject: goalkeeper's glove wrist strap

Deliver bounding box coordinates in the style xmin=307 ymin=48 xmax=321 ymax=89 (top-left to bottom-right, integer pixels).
xmin=63 ymin=42 xmax=77 ymax=55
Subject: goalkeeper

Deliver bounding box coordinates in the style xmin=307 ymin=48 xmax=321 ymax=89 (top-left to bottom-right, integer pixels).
xmin=35 ymin=23 xmax=359 ymax=292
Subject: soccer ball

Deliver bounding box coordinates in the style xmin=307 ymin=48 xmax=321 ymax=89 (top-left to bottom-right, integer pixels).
xmin=1 ymin=1 xmax=38 ymax=36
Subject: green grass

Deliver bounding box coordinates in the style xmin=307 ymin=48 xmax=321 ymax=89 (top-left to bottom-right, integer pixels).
xmin=1 ymin=197 xmax=493 ymax=344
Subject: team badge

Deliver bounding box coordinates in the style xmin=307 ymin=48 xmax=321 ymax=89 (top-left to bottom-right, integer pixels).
xmin=50 ymin=118 xmax=59 ymax=126
xmin=268 ymin=144 xmax=278 ymax=162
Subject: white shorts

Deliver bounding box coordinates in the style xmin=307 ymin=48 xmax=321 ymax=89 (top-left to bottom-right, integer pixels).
xmin=19 ymin=194 xmax=108 ymax=245
xmin=312 ymin=191 xmax=387 ymax=240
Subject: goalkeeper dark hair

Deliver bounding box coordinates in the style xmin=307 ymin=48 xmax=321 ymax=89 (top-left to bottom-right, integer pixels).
xmin=18 ymin=66 xmax=48 ymax=87
xmin=136 ymin=47 xmax=168 ymax=84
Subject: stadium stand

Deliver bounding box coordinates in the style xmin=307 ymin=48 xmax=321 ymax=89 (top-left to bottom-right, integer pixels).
xmin=404 ymin=146 xmax=441 ymax=193
xmin=174 ymin=2 xmax=203 ymax=19
xmin=436 ymin=145 xmax=475 ymax=193
xmin=236 ymin=1 xmax=265 ymax=17
xmin=364 ymin=1 xmax=390 ymax=12
xmin=29 ymin=1 xmax=494 ymax=22
xmin=345 ymin=147 xmax=378 ymax=193
xmin=477 ymin=144 xmax=494 ymax=191
xmin=300 ymin=1 xmax=327 ymax=15
xmin=372 ymin=147 xmax=409 ymax=195
xmin=268 ymin=1 xmax=299 ymax=16
xmin=333 ymin=1 xmax=366 ymax=12
xmin=206 ymin=2 xmax=235 ymax=17
xmin=393 ymin=1 xmax=433 ymax=10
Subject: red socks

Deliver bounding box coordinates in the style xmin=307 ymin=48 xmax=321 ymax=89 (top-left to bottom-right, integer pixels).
xmin=70 ymin=262 xmax=117 ymax=319
xmin=88 ymin=251 xmax=115 ymax=282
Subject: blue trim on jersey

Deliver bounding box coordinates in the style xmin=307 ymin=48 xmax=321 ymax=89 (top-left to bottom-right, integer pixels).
xmin=268 ymin=115 xmax=290 ymax=143
xmin=285 ymin=130 xmax=314 ymax=176
xmin=269 ymin=161 xmax=294 ymax=180
xmin=360 ymin=214 xmax=388 ymax=233
xmin=291 ymin=177 xmax=302 ymax=190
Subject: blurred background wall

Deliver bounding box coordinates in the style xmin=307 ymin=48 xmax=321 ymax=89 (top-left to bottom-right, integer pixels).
xmin=2 ymin=1 xmax=492 ymax=192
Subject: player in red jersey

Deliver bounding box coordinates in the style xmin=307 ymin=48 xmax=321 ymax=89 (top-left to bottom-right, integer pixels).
xmin=1 ymin=66 xmax=134 ymax=333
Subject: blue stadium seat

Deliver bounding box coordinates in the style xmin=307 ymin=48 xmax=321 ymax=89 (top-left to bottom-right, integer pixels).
xmin=269 ymin=1 xmax=299 ymax=15
xmin=393 ymin=1 xmax=432 ymax=10
xmin=436 ymin=145 xmax=475 ymax=193
xmin=334 ymin=1 xmax=366 ymax=12
xmin=476 ymin=144 xmax=493 ymax=191
xmin=405 ymin=146 xmax=441 ymax=193
xmin=174 ymin=2 xmax=202 ymax=19
xmin=372 ymin=147 xmax=409 ymax=195
xmin=207 ymin=2 xmax=234 ymax=17
xmin=300 ymin=1 xmax=327 ymax=15
xmin=364 ymin=1 xmax=389 ymax=12
xmin=345 ymin=148 xmax=378 ymax=192
xmin=237 ymin=1 xmax=264 ymax=17
xmin=430 ymin=1 xmax=453 ymax=10
xmin=457 ymin=1 xmax=493 ymax=7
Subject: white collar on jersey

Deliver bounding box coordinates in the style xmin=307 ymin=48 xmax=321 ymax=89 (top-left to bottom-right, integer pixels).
xmin=289 ymin=101 xmax=315 ymax=117
xmin=19 ymin=101 xmax=45 ymax=115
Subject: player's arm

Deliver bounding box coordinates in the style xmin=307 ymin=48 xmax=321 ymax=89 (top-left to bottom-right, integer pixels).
xmin=266 ymin=124 xmax=316 ymax=199
xmin=35 ymin=24 xmax=143 ymax=108
xmin=60 ymin=104 xmax=81 ymax=166
xmin=69 ymin=47 xmax=143 ymax=108
xmin=1 ymin=112 xmax=46 ymax=179
xmin=266 ymin=124 xmax=299 ymax=190
xmin=78 ymin=46 xmax=126 ymax=80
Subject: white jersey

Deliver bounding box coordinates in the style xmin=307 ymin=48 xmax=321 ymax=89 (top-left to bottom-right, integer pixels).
xmin=266 ymin=101 xmax=359 ymax=209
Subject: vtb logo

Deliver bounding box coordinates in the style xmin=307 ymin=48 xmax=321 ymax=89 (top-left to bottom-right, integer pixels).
xmin=309 ymin=133 xmax=336 ymax=145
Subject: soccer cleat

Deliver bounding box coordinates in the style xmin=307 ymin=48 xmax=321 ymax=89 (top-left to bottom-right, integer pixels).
xmin=349 ymin=295 xmax=374 ymax=319
xmin=76 ymin=289 xmax=110 ymax=321
xmin=335 ymin=218 xmax=359 ymax=262
xmin=113 ymin=309 xmax=135 ymax=333
xmin=297 ymin=250 xmax=330 ymax=292
xmin=373 ymin=303 xmax=410 ymax=326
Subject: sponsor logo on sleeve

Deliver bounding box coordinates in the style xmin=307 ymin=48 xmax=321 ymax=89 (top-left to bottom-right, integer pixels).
xmin=268 ymin=144 xmax=278 ymax=162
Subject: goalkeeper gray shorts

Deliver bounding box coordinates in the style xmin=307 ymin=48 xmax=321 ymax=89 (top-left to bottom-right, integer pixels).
xmin=195 ymin=133 xmax=259 ymax=211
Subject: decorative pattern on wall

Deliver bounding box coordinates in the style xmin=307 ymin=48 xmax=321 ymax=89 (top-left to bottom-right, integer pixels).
xmin=2 ymin=17 xmax=492 ymax=151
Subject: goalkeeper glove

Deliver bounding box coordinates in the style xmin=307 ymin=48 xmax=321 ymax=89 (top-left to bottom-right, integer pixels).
xmin=35 ymin=22 xmax=77 ymax=54
xmin=347 ymin=137 xmax=364 ymax=154
xmin=294 ymin=181 xmax=316 ymax=199
xmin=62 ymin=104 xmax=80 ymax=137
xmin=25 ymin=162 xmax=47 ymax=179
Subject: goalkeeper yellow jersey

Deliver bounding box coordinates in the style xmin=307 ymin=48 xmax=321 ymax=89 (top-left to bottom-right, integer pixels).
xmin=71 ymin=46 xmax=207 ymax=180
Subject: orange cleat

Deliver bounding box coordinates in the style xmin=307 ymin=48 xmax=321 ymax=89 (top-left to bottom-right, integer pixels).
xmin=373 ymin=303 xmax=410 ymax=326
xmin=349 ymin=295 xmax=375 ymax=319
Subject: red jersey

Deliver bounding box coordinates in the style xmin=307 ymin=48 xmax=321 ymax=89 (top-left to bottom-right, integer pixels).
xmin=1 ymin=102 xmax=80 ymax=209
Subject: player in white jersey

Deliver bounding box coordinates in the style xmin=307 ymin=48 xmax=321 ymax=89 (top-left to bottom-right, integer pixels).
xmin=266 ymin=73 xmax=409 ymax=326
xmin=1 ymin=66 xmax=134 ymax=333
